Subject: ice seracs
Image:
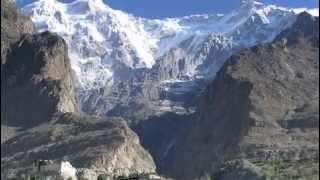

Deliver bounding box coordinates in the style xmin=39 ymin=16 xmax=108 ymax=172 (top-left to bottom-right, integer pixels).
xmin=19 ymin=0 xmax=318 ymax=115
xmin=21 ymin=0 xmax=317 ymax=90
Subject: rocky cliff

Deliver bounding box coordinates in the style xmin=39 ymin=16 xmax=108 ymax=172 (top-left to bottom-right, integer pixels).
xmin=1 ymin=113 xmax=156 ymax=179
xmin=1 ymin=0 xmax=35 ymax=65
xmin=163 ymin=12 xmax=319 ymax=180
xmin=1 ymin=0 xmax=78 ymax=130
xmin=2 ymin=31 xmax=79 ymax=127
xmin=1 ymin=1 xmax=156 ymax=179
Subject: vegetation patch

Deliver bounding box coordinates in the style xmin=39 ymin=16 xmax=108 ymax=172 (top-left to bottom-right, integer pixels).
xmin=251 ymin=159 xmax=319 ymax=180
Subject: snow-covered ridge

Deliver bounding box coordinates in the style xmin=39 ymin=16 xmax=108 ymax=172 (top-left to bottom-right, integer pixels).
xmin=292 ymin=8 xmax=319 ymax=16
xmin=20 ymin=0 xmax=317 ymax=91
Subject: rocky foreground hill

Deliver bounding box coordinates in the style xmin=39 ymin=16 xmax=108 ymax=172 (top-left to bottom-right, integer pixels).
xmin=1 ymin=0 xmax=157 ymax=179
xmin=161 ymin=12 xmax=319 ymax=180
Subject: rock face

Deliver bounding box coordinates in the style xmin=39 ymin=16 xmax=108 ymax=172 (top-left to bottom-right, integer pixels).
xmin=1 ymin=0 xmax=38 ymax=141
xmin=1 ymin=0 xmax=78 ymax=129
xmin=1 ymin=113 xmax=156 ymax=179
xmin=1 ymin=0 xmax=36 ymax=65
xmin=1 ymin=1 xmax=156 ymax=179
xmin=164 ymin=12 xmax=319 ymax=180
xmin=2 ymin=31 xmax=79 ymax=127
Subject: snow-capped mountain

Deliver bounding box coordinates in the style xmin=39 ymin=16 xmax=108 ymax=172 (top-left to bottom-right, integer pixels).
xmin=19 ymin=0 xmax=319 ymax=118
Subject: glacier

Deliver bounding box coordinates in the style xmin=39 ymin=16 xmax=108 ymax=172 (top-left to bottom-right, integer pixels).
xmin=19 ymin=0 xmax=319 ymax=117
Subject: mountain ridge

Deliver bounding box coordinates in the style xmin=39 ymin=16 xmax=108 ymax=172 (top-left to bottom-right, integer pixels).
xmin=162 ymin=12 xmax=319 ymax=180
xmin=19 ymin=0 xmax=314 ymax=120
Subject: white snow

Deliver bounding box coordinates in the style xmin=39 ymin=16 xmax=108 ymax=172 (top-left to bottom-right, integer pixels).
xmin=308 ymin=8 xmax=319 ymax=16
xmin=292 ymin=8 xmax=319 ymax=16
xmin=19 ymin=0 xmax=313 ymax=92
xmin=110 ymin=10 xmax=158 ymax=68
xmin=60 ymin=161 xmax=77 ymax=180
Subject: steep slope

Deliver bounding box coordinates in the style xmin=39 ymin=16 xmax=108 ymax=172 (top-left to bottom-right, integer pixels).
xmin=1 ymin=1 xmax=156 ymax=179
xmin=1 ymin=0 xmax=36 ymax=65
xmin=164 ymin=12 xmax=319 ymax=180
xmin=1 ymin=0 xmax=37 ymax=142
xmin=2 ymin=31 xmax=78 ymax=128
xmin=1 ymin=113 xmax=156 ymax=179
xmin=20 ymin=0 xmax=310 ymax=119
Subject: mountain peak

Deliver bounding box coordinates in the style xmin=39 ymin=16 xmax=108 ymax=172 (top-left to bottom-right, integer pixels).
xmin=68 ymin=0 xmax=108 ymax=12
xmin=239 ymin=0 xmax=265 ymax=15
xmin=275 ymin=11 xmax=319 ymax=44
xmin=20 ymin=0 xmax=298 ymax=90
xmin=296 ymin=11 xmax=315 ymax=21
xmin=240 ymin=0 xmax=264 ymax=7
xmin=87 ymin=0 xmax=107 ymax=10
xmin=292 ymin=11 xmax=318 ymax=36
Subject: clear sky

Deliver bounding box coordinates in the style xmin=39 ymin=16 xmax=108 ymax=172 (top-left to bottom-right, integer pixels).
xmin=104 ymin=0 xmax=318 ymax=18
xmin=17 ymin=0 xmax=319 ymax=19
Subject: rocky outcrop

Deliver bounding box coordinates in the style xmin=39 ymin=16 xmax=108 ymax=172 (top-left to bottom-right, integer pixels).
xmin=163 ymin=12 xmax=319 ymax=179
xmin=2 ymin=31 xmax=79 ymax=127
xmin=1 ymin=0 xmax=36 ymax=141
xmin=1 ymin=1 xmax=78 ymax=129
xmin=1 ymin=113 xmax=156 ymax=179
xmin=1 ymin=0 xmax=35 ymax=65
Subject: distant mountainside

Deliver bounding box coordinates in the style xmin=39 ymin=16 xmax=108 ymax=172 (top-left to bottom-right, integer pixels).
xmin=163 ymin=12 xmax=319 ymax=180
xmin=20 ymin=0 xmax=318 ymax=120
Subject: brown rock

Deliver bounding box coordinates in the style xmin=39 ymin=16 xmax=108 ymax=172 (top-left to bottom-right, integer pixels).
xmin=164 ymin=13 xmax=319 ymax=180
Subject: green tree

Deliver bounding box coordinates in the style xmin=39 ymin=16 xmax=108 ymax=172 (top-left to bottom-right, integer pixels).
xmin=97 ymin=174 xmax=109 ymax=180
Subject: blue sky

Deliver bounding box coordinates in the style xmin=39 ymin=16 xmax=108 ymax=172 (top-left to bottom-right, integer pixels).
xmin=104 ymin=0 xmax=319 ymax=18
xmin=17 ymin=0 xmax=319 ymax=19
